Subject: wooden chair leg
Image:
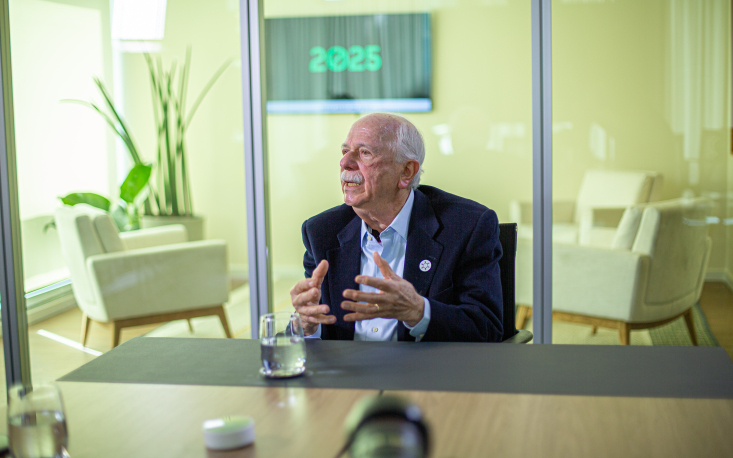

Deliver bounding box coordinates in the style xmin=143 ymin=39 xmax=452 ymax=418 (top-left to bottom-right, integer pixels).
xmin=618 ymin=322 xmax=630 ymax=345
xmin=215 ymin=306 xmax=232 ymax=338
xmin=516 ymin=305 xmax=530 ymax=330
xmin=187 ymin=319 xmax=194 ymax=333
xmin=683 ymin=308 xmax=698 ymax=346
xmin=81 ymin=313 xmax=92 ymax=346
xmin=111 ymin=322 xmax=122 ymax=348
xmin=591 ymin=326 xmax=598 ymax=335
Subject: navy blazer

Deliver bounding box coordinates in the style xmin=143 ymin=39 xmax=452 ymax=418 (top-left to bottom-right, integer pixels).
xmin=301 ymin=185 xmax=503 ymax=342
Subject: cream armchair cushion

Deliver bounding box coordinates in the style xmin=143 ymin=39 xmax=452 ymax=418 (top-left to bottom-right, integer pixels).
xmin=55 ymin=204 xmax=231 ymax=346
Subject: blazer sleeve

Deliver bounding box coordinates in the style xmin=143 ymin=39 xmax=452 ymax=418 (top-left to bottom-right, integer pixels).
xmin=418 ymin=209 xmax=504 ymax=342
xmin=302 ymin=220 xmax=316 ymax=279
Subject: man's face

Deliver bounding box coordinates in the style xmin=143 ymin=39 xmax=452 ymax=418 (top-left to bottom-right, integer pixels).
xmin=340 ymin=116 xmax=404 ymax=212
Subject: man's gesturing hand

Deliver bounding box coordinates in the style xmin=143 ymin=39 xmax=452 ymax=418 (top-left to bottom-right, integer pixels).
xmin=290 ymin=260 xmax=335 ymax=336
xmin=341 ymin=252 xmax=425 ymax=327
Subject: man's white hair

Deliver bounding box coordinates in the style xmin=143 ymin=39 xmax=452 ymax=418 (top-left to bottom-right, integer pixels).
xmin=382 ymin=114 xmax=426 ymax=190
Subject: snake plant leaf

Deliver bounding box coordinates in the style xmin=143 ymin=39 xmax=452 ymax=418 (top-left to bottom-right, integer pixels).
xmin=60 ymin=193 xmax=110 ymax=211
xmin=119 ymin=163 xmax=153 ymax=204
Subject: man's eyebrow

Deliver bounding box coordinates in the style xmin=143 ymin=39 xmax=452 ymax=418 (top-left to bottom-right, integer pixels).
xmin=342 ymin=142 xmax=370 ymax=150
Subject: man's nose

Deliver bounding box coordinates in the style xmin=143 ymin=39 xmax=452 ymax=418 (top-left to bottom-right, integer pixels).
xmin=340 ymin=151 xmax=357 ymax=170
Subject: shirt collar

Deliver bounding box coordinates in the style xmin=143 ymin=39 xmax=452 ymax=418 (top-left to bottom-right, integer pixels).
xmin=360 ymin=189 xmax=415 ymax=242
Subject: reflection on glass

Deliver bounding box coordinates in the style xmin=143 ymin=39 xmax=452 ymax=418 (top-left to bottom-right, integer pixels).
xmin=540 ymin=0 xmax=730 ymax=345
xmin=8 ymin=0 xmax=248 ymax=386
xmin=263 ymin=0 xmax=533 ymax=343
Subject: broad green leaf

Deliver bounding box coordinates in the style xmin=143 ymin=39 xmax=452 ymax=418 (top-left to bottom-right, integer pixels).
xmin=60 ymin=193 xmax=110 ymax=211
xmin=120 ymin=163 xmax=152 ymax=204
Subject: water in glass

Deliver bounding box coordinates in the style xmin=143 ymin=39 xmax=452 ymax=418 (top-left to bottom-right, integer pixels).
xmin=8 ymin=409 xmax=68 ymax=458
xmin=260 ymin=311 xmax=307 ymax=378
xmin=261 ymin=335 xmax=306 ymax=377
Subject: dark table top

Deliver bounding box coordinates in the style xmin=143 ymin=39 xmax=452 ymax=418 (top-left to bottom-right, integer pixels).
xmin=59 ymin=337 xmax=733 ymax=399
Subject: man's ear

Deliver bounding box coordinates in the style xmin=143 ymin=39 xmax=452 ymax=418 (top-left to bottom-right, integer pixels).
xmin=398 ymin=160 xmax=419 ymax=190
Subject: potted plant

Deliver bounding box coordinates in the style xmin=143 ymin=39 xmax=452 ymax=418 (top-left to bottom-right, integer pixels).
xmin=68 ymin=48 xmax=232 ymax=240
xmin=58 ymin=163 xmax=152 ymax=231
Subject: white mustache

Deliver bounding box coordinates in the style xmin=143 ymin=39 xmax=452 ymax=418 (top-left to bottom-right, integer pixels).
xmin=340 ymin=171 xmax=364 ymax=184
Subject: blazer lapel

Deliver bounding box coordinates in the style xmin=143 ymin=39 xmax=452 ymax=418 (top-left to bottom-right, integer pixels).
xmin=399 ymin=190 xmax=443 ymax=340
xmin=326 ymin=215 xmax=361 ymax=339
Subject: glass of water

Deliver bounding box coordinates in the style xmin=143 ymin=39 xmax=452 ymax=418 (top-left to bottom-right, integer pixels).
xmin=8 ymin=383 xmax=68 ymax=458
xmin=260 ymin=311 xmax=307 ymax=378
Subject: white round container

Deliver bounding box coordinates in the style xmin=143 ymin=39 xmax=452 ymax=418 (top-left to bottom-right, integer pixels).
xmin=202 ymin=416 xmax=255 ymax=450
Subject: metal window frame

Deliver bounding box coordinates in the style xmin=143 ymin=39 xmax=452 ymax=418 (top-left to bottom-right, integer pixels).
xmin=0 ymin=0 xmax=32 ymax=389
xmin=240 ymin=0 xmax=273 ymax=339
xmin=531 ymin=0 xmax=553 ymax=343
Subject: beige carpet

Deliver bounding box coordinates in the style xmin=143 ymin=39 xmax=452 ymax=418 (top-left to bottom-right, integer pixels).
xmin=522 ymin=318 xmax=653 ymax=345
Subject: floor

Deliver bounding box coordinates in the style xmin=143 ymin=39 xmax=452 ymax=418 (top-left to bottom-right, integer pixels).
xmin=698 ymin=282 xmax=733 ymax=360
xmin=0 ymin=281 xmax=731 ymax=402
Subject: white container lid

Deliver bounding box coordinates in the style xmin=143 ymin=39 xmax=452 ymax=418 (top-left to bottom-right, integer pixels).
xmin=202 ymin=416 xmax=256 ymax=450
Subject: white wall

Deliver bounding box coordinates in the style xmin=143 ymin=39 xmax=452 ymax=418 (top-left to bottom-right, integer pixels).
xmin=9 ymin=0 xmax=115 ymax=288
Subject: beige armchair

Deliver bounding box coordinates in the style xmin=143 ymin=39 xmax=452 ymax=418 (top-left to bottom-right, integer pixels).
xmin=516 ymin=198 xmax=712 ymax=345
xmin=510 ymin=169 xmax=663 ymax=247
xmin=55 ymin=204 xmax=232 ymax=347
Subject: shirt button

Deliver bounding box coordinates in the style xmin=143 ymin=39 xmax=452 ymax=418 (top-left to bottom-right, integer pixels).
xmin=372 ymin=327 xmax=379 ymax=333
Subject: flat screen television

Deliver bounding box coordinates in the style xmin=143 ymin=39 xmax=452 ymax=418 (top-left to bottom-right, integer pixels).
xmin=265 ymin=13 xmax=432 ymax=114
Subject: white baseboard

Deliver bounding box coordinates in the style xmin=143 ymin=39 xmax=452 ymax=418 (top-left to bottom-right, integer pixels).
xmin=705 ymin=269 xmax=733 ymax=292
xmin=27 ymin=293 xmax=77 ymax=326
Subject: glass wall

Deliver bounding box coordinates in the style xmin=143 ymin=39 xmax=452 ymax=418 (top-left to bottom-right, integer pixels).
xmin=262 ymin=0 xmax=534 ymax=339
xmin=6 ymin=0 xmax=249 ymax=384
xmin=544 ymin=0 xmax=731 ymax=345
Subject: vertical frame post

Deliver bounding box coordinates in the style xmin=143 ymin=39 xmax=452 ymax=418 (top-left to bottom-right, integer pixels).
xmin=0 ymin=0 xmax=32 ymax=387
xmin=531 ymin=0 xmax=553 ymax=344
xmin=239 ymin=0 xmax=273 ymax=339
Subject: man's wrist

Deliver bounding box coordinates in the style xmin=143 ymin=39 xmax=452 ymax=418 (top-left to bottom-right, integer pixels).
xmin=404 ymin=296 xmax=425 ymax=327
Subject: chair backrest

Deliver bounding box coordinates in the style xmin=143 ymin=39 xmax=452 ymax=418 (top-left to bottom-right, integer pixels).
xmin=574 ymin=170 xmax=659 ymax=224
xmin=631 ymin=198 xmax=712 ymax=310
xmin=498 ymin=223 xmax=517 ymax=341
xmin=54 ymin=205 xmax=124 ymax=320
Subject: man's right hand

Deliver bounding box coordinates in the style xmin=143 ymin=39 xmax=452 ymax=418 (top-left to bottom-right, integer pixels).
xmin=290 ymin=260 xmax=335 ymax=336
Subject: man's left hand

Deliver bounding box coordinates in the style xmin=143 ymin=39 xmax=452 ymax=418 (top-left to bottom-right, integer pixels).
xmin=341 ymin=252 xmax=425 ymax=327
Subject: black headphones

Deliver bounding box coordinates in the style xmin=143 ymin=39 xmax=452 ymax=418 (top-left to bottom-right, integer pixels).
xmin=338 ymin=394 xmax=430 ymax=458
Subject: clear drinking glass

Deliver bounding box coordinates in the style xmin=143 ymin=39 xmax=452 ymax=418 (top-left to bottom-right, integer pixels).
xmin=260 ymin=311 xmax=307 ymax=378
xmin=7 ymin=383 xmax=68 ymax=458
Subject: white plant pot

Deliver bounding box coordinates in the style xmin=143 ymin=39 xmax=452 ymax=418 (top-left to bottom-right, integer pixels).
xmin=141 ymin=215 xmax=205 ymax=241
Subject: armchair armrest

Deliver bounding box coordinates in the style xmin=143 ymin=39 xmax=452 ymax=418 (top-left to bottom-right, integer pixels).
xmin=552 ymin=243 xmax=648 ymax=322
xmin=120 ymin=225 xmax=188 ymax=250
xmin=87 ymin=240 xmax=229 ymax=321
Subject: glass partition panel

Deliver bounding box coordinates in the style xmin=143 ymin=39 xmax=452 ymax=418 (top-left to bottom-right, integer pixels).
xmin=7 ymin=0 xmax=249 ymax=384
xmin=264 ymin=0 xmax=533 ymax=342
xmin=549 ymin=0 xmax=731 ymax=347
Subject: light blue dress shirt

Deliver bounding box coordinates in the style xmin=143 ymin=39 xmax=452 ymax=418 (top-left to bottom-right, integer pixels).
xmin=307 ymin=189 xmax=431 ymax=341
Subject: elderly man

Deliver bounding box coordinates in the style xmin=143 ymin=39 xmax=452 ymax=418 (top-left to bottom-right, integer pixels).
xmin=290 ymin=113 xmax=503 ymax=342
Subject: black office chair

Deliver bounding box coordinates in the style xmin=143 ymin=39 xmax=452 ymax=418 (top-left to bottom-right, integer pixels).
xmin=498 ymin=223 xmax=533 ymax=343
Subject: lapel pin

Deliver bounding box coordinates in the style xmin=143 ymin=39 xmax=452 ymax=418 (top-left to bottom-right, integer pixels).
xmin=419 ymin=260 xmax=432 ymax=272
